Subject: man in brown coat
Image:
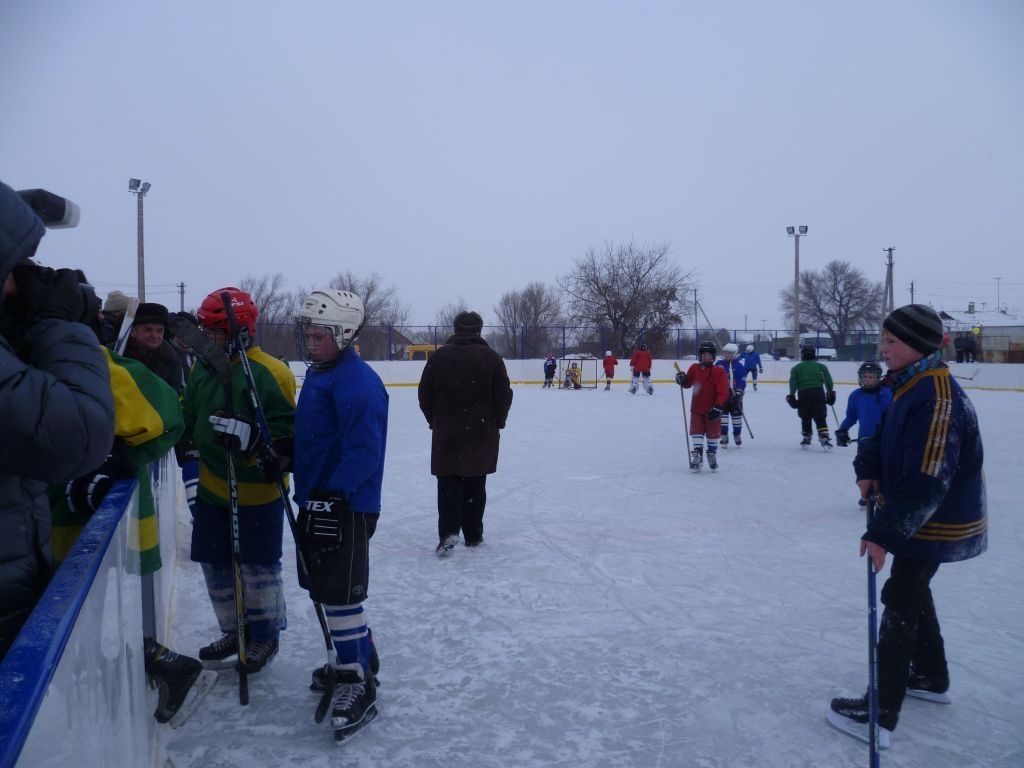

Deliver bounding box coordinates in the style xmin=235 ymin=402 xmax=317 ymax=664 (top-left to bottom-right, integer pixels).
xmin=417 ymin=311 xmax=513 ymax=556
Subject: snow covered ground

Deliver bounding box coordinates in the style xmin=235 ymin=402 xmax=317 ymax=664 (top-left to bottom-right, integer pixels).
xmin=163 ymin=381 xmax=1023 ymax=768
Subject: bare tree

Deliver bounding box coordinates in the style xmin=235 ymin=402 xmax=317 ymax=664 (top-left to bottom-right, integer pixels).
xmin=328 ymin=270 xmax=409 ymax=327
xmin=558 ymin=240 xmax=694 ymax=355
xmin=493 ymin=282 xmax=562 ymax=357
xmin=240 ymin=272 xmax=297 ymax=325
xmin=434 ymin=298 xmax=470 ymax=333
xmin=779 ymin=260 xmax=884 ymax=345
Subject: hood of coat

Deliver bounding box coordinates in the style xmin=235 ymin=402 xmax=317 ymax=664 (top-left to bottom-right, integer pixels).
xmin=0 ymin=181 xmax=46 ymax=286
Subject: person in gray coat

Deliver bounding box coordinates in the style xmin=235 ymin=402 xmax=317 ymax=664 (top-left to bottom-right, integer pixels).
xmin=417 ymin=311 xmax=513 ymax=556
xmin=0 ymin=180 xmax=115 ymax=659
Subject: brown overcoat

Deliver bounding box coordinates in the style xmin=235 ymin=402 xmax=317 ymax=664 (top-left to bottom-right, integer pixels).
xmin=417 ymin=333 xmax=513 ymax=476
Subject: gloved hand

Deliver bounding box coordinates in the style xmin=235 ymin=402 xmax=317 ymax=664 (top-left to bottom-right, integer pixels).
xmin=786 ymin=394 xmax=798 ymax=409
xmin=255 ymin=437 xmax=293 ymax=481
xmin=835 ymin=429 xmax=851 ymax=447
xmin=675 ymin=371 xmax=687 ymax=386
xmin=298 ymin=489 xmax=350 ymax=550
xmin=758 ymin=367 xmax=764 ymax=374
xmin=826 ymin=390 xmax=837 ymax=406
xmin=209 ymin=411 xmax=261 ymax=453
xmin=732 ymin=388 xmax=744 ymax=401
xmin=64 ymin=443 xmax=135 ymax=515
xmin=706 ymin=405 xmax=722 ymax=420
xmin=9 ymin=264 xmax=90 ymax=325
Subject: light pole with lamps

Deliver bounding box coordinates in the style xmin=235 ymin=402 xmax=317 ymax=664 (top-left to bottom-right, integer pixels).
xmin=995 ymin=276 xmax=1002 ymax=314
xmin=786 ymin=225 xmax=808 ymax=357
xmin=128 ymin=179 xmax=151 ymax=301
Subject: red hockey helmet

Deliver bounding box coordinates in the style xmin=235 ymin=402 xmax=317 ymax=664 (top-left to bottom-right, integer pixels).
xmin=197 ymin=287 xmax=259 ymax=336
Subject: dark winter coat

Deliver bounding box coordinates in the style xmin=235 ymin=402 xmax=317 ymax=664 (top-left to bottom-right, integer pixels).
xmin=1 ymin=181 xmax=115 ymax=657
xmin=124 ymin=337 xmax=188 ymax=393
xmin=855 ymin=358 xmax=986 ymax=563
xmin=418 ymin=332 xmax=513 ymax=477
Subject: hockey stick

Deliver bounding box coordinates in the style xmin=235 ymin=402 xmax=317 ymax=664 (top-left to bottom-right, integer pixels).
xmin=831 ymin=403 xmax=841 ymax=429
xmin=219 ymin=293 xmax=338 ymax=723
xmin=222 ymin=356 xmax=249 ymax=706
xmin=673 ymin=363 xmax=692 ymax=456
xmin=866 ymin=496 xmax=881 ymax=768
xmin=953 ymin=367 xmax=981 ymax=382
xmin=112 ymin=297 xmax=140 ymax=355
xmin=741 ymin=410 xmax=755 ymax=439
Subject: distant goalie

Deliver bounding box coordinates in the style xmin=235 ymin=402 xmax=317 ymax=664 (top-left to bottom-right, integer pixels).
xmin=562 ymin=361 xmax=582 ymax=390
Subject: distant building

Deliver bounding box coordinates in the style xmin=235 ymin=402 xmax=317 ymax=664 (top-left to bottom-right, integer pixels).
xmin=939 ymin=303 xmax=1024 ymax=363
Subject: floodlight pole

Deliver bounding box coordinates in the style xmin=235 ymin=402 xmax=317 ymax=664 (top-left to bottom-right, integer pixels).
xmin=787 ymin=227 xmax=807 ymax=356
xmin=129 ymin=179 xmax=151 ymax=301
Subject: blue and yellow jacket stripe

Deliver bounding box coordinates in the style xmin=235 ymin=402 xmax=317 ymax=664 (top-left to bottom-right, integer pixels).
xmin=182 ymin=346 xmax=295 ymax=506
xmin=855 ymin=363 xmax=987 ymax=563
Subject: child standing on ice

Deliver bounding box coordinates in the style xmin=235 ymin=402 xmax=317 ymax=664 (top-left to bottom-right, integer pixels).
xmin=542 ymin=354 xmax=557 ymax=388
xmin=674 ymin=340 xmax=729 ymax=471
xmin=786 ymin=345 xmax=836 ymax=449
xmin=715 ymin=343 xmax=746 ymax=447
xmin=602 ymin=350 xmax=617 ymax=390
xmin=828 ymin=304 xmax=987 ymax=747
xmin=836 ymin=361 xmax=893 ymax=505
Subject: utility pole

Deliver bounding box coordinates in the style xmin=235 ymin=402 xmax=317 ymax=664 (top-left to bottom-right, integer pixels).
xmin=878 ymin=247 xmax=895 ymax=358
xmin=694 ymin=288 xmax=699 ymax=355
xmin=786 ymin=226 xmax=808 ymax=356
xmin=995 ymin=276 xmax=1002 ymax=313
xmin=909 ymin=280 xmax=914 ymax=303
xmin=178 ymin=282 xmax=186 ymax=312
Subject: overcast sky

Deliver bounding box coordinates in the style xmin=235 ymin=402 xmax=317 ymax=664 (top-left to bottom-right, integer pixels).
xmin=2 ymin=1 xmax=1022 ymax=331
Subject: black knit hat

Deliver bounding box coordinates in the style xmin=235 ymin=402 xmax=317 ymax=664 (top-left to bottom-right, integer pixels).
xmin=134 ymin=302 xmax=170 ymax=329
xmin=883 ymin=304 xmax=944 ymax=354
xmin=453 ymin=310 xmax=484 ymax=336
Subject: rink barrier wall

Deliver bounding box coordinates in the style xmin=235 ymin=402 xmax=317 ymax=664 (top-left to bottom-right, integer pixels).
xmin=0 ymin=454 xmax=184 ymax=768
xmin=291 ymin=359 xmax=1024 ymax=391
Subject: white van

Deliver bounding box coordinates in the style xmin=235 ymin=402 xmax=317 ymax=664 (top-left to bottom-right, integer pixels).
xmin=800 ymin=333 xmax=838 ymax=361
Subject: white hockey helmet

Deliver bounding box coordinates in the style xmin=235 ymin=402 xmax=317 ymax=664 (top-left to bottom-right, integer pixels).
xmin=746 ymin=344 xmax=754 ymax=353
xmin=723 ymin=342 xmax=739 ymax=355
xmin=605 ymin=350 xmax=613 ymax=356
xmin=299 ymin=289 xmax=365 ymax=348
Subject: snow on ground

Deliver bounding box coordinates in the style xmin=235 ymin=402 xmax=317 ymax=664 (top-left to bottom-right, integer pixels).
xmin=164 ymin=381 xmax=1024 ymax=768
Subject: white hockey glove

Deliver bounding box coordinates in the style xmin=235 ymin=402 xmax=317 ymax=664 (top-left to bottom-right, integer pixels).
xmin=209 ymin=411 xmax=261 ymax=453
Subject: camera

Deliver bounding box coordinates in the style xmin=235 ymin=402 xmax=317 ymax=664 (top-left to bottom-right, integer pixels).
xmin=17 ymin=188 xmax=80 ymax=229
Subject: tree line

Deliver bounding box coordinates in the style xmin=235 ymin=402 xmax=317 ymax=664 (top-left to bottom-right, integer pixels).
xmin=237 ymin=241 xmax=885 ymax=360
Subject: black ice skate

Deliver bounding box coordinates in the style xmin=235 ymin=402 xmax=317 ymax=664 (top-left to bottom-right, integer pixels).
xmin=238 ymin=638 xmax=279 ymax=674
xmin=435 ymin=534 xmax=459 ymax=557
xmin=800 ymin=435 xmax=812 ymax=449
xmin=733 ymin=433 xmax=742 ymax=448
xmin=827 ymin=694 xmax=896 ymax=749
xmin=604 ymin=382 xmax=611 ymax=391
xmin=689 ymin=447 xmax=703 ymax=472
xmin=199 ymin=631 xmax=244 ymax=669
xmin=706 ymin=449 xmax=718 ymax=472
xmin=330 ymin=664 xmax=378 ymax=742
xmin=906 ymin=670 xmax=951 ymax=704
xmin=312 ymin=635 xmax=381 ymax=692
xmin=819 ymin=434 xmax=833 ymax=451
xmin=147 ymin=641 xmax=217 ymax=728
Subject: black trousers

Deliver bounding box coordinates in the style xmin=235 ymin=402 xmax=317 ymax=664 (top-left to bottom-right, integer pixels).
xmin=796 ymin=388 xmax=828 ymax=434
xmin=437 ymin=475 xmax=487 ymax=544
xmin=878 ymin=556 xmax=947 ymax=714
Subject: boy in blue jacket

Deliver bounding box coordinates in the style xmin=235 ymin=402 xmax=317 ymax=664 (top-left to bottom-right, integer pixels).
xmin=542 ymin=354 xmax=557 ymax=388
xmin=294 ymin=289 xmax=388 ymax=741
xmin=829 ymin=305 xmax=987 ymax=747
xmin=836 ymin=361 xmax=893 ymax=505
xmin=715 ymin=343 xmax=746 ymax=447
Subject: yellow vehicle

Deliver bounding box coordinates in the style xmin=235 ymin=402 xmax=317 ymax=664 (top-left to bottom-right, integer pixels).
xmin=405 ymin=343 xmax=441 ymax=361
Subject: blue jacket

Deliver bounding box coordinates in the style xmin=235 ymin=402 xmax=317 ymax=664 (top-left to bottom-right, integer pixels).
xmin=839 ymin=386 xmax=892 ymax=439
xmin=543 ymin=358 xmax=556 ymax=377
xmin=716 ymin=358 xmax=746 ymax=392
xmin=293 ymin=347 xmax=388 ymax=514
xmin=740 ymin=351 xmax=762 ymax=374
xmin=855 ymin=359 xmax=986 ymax=563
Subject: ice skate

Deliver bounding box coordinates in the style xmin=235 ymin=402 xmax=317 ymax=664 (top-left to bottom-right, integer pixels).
xmin=604 ymin=381 xmax=611 ymax=391
xmin=827 ymin=695 xmax=895 ymax=749
xmin=819 ymin=435 xmax=833 ymax=452
xmin=689 ymin=447 xmax=703 ymax=472
xmin=733 ymin=433 xmax=742 ymax=448
xmin=906 ymin=670 xmax=951 ymax=704
xmin=435 ymin=534 xmax=459 ymax=557
xmin=707 ymin=449 xmax=718 ymax=472
xmin=238 ymin=638 xmax=279 ymax=674
xmin=330 ymin=664 xmax=378 ymax=742
xmin=645 ymin=382 xmax=653 ymax=395
xmin=312 ymin=636 xmax=381 ymax=692
xmin=147 ymin=642 xmax=217 ymax=728
xmin=800 ymin=435 xmax=812 ymax=449
xmin=199 ymin=631 xmax=243 ymax=669
xmin=752 ymin=382 xmax=758 ymax=391
xmin=720 ymin=433 xmax=729 ymax=449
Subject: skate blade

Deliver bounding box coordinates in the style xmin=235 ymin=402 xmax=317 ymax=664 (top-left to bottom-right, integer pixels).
xmin=333 ymin=705 xmax=378 ymax=742
xmin=825 ymin=710 xmax=891 ymax=749
xmin=200 ymin=658 xmax=237 ymax=671
xmin=168 ymin=671 xmax=218 ymax=729
xmin=906 ymin=688 xmax=951 ymax=705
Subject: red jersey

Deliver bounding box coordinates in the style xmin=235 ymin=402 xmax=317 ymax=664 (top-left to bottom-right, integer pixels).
xmin=603 ymin=355 xmax=618 ymax=376
xmin=629 ymin=349 xmax=652 ymax=373
xmin=681 ymin=362 xmax=729 ymax=413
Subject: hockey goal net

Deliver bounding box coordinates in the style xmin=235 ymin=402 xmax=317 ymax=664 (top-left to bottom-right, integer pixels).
xmin=557 ymin=357 xmax=600 ymax=389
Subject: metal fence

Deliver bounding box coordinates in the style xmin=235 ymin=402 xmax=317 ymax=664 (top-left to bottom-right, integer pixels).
xmin=255 ymin=323 xmax=889 ymax=363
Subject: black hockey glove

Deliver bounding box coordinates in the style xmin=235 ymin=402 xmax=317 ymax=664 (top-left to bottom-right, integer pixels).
xmin=826 ymin=390 xmax=837 ymax=406
xmin=786 ymin=394 xmax=798 ymax=409
xmin=732 ymin=388 xmax=744 ymax=402
xmin=835 ymin=429 xmax=851 ymax=447
xmin=255 ymin=437 xmax=293 ymax=482
xmin=299 ymin=489 xmax=349 ymax=550
xmin=674 ymin=371 xmax=687 ymax=386
xmin=706 ymin=405 xmax=722 ymax=421
xmin=208 ymin=410 xmax=261 ymax=453
xmin=65 ymin=442 xmax=135 ymax=516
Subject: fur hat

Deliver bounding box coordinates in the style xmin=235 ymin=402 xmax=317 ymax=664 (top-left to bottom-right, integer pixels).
xmin=133 ymin=302 xmax=170 ymax=328
xmin=453 ymin=310 xmax=484 ymax=336
xmin=883 ymin=304 xmax=944 ymax=354
xmin=103 ymin=290 xmax=132 ymax=314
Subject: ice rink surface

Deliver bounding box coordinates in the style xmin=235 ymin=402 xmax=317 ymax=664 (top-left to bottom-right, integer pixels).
xmin=164 ymin=380 xmax=1023 ymax=768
